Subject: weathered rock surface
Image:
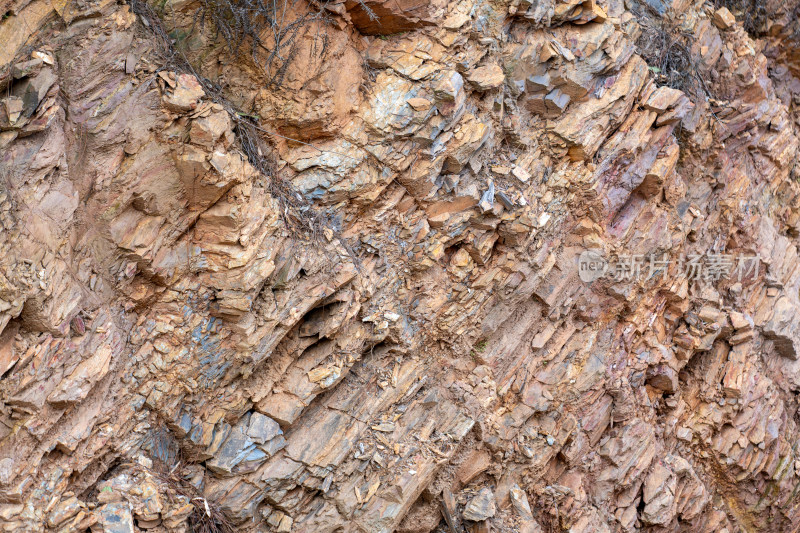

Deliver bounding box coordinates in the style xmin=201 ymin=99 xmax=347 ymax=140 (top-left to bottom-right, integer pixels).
xmin=1 ymin=0 xmax=800 ymax=531
xmin=462 ymin=487 xmax=496 ymax=521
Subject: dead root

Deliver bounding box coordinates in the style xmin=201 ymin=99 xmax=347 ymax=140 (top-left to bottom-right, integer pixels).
xmin=632 ymin=5 xmax=706 ymax=100
xmin=128 ymin=0 xmax=345 ymax=244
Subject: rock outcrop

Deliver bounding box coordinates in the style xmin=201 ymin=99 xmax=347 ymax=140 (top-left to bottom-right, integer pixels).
xmin=0 ymin=0 xmax=799 ymax=530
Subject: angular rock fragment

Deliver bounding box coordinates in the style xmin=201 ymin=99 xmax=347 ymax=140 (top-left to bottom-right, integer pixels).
xmin=646 ymin=364 xmax=678 ymax=393
xmin=762 ymin=296 xmax=800 ymax=359
xmin=463 ymin=488 xmax=496 ymax=522
xmin=95 ymin=502 xmax=135 ymax=533
xmin=712 ymin=7 xmax=736 ymax=30
xmin=467 ymin=64 xmax=505 ymax=91
xmin=162 ymin=73 xmax=205 ymax=112
xmin=47 ymin=344 xmax=114 ymax=407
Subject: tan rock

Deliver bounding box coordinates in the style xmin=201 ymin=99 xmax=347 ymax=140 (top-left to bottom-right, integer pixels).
xmin=463 ymin=488 xmax=496 ymax=522
xmin=730 ymin=311 xmax=753 ymax=331
xmin=712 ymin=7 xmax=736 ymax=30
xmin=646 ymin=364 xmax=678 ymax=393
xmin=162 ymin=73 xmax=204 ymax=112
xmin=47 ymin=344 xmax=114 ymax=407
xmin=641 ymin=462 xmax=676 ymax=525
xmin=189 ymin=110 xmax=231 ymax=148
xmin=406 ymin=97 xmax=432 ymax=111
xmin=456 ymin=450 xmax=492 ymax=485
xmin=467 ymin=64 xmax=505 ymax=91
xmin=643 ymin=86 xmax=684 ymax=113
xmin=443 ymin=12 xmax=471 ymax=30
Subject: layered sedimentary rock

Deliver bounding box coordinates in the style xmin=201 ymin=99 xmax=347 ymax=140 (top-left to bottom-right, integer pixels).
xmin=0 ymin=0 xmax=799 ymax=530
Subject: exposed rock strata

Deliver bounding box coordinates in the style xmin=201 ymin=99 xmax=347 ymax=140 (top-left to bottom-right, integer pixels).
xmin=0 ymin=0 xmax=799 ymax=531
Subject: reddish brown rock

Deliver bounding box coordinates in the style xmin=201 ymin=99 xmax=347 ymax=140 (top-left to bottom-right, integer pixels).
xmin=344 ymin=0 xmax=431 ymax=34
xmin=0 ymin=0 xmax=799 ymax=532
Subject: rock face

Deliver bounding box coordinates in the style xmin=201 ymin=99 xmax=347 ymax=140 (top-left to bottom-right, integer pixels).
xmin=1 ymin=0 xmax=800 ymax=531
